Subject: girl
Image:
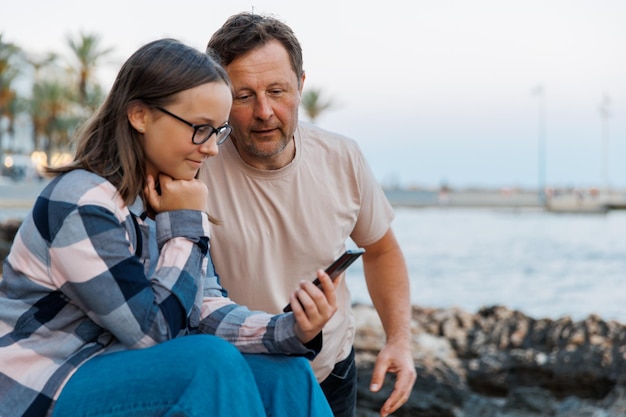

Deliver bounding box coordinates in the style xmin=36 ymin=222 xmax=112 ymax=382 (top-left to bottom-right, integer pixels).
xmin=0 ymin=38 xmax=336 ymax=417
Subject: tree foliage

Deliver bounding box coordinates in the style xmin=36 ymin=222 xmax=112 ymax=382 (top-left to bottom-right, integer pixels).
xmin=0 ymin=33 xmax=23 ymax=163
xmin=300 ymin=87 xmax=334 ymax=124
xmin=66 ymin=32 xmax=113 ymax=107
xmin=0 ymin=31 xmax=114 ymax=169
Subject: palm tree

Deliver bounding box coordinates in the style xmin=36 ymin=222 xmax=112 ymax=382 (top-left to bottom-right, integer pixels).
xmin=300 ymin=87 xmax=334 ymax=124
xmin=0 ymin=72 xmax=17 ymax=150
xmin=28 ymin=52 xmax=58 ymax=78
xmin=66 ymin=32 xmax=113 ymax=107
xmin=0 ymin=33 xmax=22 ymax=163
xmin=30 ymin=78 xmax=76 ymax=162
xmin=26 ymin=52 xmax=58 ymax=152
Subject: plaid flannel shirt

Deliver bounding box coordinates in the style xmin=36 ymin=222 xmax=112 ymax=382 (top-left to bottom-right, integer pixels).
xmin=0 ymin=169 xmax=317 ymax=417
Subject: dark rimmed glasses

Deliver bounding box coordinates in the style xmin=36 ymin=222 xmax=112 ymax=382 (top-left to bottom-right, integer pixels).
xmin=155 ymin=106 xmax=232 ymax=145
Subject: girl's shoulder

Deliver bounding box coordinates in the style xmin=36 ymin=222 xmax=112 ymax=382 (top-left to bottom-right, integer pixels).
xmin=43 ymin=170 xmax=126 ymax=213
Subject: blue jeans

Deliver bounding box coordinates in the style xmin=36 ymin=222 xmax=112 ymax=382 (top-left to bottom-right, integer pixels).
xmin=320 ymin=347 xmax=357 ymax=417
xmin=52 ymin=335 xmax=332 ymax=417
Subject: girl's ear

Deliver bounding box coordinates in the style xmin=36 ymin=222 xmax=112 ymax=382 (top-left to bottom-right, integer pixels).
xmin=128 ymin=101 xmax=148 ymax=133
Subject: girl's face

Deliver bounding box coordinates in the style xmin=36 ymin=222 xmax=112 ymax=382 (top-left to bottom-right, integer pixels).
xmin=141 ymin=81 xmax=232 ymax=180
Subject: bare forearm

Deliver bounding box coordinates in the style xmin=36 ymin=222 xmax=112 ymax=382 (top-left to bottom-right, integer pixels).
xmin=362 ymin=231 xmax=412 ymax=344
xmin=362 ymin=229 xmax=417 ymax=416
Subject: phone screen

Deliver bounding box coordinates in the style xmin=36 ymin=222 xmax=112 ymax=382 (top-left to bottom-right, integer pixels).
xmin=282 ymin=248 xmax=365 ymax=312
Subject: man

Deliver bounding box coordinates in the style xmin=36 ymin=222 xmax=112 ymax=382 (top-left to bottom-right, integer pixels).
xmin=200 ymin=12 xmax=416 ymax=417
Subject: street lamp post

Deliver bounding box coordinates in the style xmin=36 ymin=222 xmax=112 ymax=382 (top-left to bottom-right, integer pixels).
xmin=533 ymin=84 xmax=547 ymax=205
xmin=599 ymin=94 xmax=611 ymax=195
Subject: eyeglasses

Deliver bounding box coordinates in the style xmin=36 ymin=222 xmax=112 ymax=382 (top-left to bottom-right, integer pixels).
xmin=155 ymin=106 xmax=232 ymax=145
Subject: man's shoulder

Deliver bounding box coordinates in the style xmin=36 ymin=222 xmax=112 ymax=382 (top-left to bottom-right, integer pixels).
xmin=297 ymin=121 xmax=361 ymax=152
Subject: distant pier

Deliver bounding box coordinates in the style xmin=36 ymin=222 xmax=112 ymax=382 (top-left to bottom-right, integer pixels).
xmin=384 ymin=187 xmax=626 ymax=213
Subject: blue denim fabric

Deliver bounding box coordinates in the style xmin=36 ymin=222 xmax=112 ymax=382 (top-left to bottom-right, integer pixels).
xmin=52 ymin=335 xmax=332 ymax=417
xmin=320 ymin=347 xmax=357 ymax=417
xmin=243 ymin=354 xmax=333 ymax=417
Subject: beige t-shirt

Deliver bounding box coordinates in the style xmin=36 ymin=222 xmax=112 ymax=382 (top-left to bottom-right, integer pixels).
xmin=199 ymin=121 xmax=394 ymax=381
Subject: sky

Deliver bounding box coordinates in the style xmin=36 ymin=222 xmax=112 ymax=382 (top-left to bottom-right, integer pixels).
xmin=3 ymin=0 xmax=626 ymax=189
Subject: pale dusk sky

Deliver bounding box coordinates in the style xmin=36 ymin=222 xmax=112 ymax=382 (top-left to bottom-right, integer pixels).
xmin=3 ymin=0 xmax=626 ymax=189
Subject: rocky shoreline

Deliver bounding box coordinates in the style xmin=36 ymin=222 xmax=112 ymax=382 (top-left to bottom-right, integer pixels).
xmin=353 ymin=304 xmax=626 ymax=416
xmin=2 ymin=219 xmax=626 ymax=416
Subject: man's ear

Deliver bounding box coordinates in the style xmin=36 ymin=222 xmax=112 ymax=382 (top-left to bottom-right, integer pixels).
xmin=299 ymin=71 xmax=306 ymax=94
xmin=127 ymin=101 xmax=148 ymax=133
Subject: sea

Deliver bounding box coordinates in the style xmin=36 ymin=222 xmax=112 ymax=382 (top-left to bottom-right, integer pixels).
xmin=345 ymin=206 xmax=626 ymax=323
xmin=2 ymin=179 xmax=626 ymax=323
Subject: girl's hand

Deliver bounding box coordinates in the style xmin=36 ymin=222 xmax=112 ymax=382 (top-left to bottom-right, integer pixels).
xmin=145 ymin=174 xmax=209 ymax=214
xmin=290 ymin=270 xmax=339 ymax=344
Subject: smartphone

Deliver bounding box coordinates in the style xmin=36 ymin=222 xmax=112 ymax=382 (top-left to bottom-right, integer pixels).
xmin=283 ymin=248 xmax=365 ymax=312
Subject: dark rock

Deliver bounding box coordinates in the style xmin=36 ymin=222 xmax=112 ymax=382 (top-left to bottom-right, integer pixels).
xmin=353 ymin=304 xmax=626 ymax=416
xmin=357 ymin=357 xmax=469 ymax=417
xmin=0 ymin=218 xmax=20 ymax=275
xmin=502 ymin=386 xmax=558 ymax=415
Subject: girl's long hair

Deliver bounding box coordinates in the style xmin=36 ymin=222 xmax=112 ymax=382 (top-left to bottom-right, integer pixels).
xmin=47 ymin=38 xmax=230 ymax=207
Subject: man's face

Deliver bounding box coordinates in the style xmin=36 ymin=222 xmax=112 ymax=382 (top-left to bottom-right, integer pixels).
xmin=225 ymin=40 xmax=305 ymax=170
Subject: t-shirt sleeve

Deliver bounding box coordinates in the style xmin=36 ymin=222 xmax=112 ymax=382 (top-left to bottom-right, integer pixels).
xmin=349 ymin=142 xmax=395 ymax=246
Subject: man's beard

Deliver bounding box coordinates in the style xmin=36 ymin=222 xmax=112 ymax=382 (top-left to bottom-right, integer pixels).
xmin=238 ymin=129 xmax=291 ymax=158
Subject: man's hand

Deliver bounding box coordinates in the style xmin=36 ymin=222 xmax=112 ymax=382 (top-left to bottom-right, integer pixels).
xmin=369 ymin=339 xmax=416 ymax=416
xmin=361 ymin=228 xmax=416 ymax=416
xmin=290 ymin=269 xmax=338 ymax=343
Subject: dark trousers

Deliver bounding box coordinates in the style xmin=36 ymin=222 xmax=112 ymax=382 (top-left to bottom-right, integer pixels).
xmin=320 ymin=347 xmax=357 ymax=417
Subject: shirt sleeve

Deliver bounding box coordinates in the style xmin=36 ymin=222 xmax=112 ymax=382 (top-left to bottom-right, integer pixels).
xmin=349 ymin=142 xmax=395 ymax=246
xmin=198 ymin=296 xmax=320 ymax=359
xmin=196 ymin=246 xmax=320 ymax=358
xmin=52 ymin=205 xmax=207 ymax=348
